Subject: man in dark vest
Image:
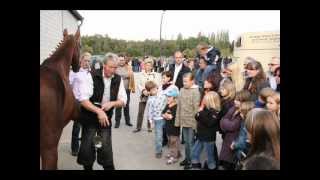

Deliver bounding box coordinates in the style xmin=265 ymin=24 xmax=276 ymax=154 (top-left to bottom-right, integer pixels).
xmin=77 ymin=53 xmax=127 ymax=170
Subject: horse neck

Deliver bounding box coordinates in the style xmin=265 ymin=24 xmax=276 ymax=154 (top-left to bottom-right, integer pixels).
xmin=45 ymin=38 xmax=76 ymax=80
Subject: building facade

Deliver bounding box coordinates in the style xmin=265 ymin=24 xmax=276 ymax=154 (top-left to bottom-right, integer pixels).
xmin=232 ymin=31 xmax=280 ymax=89
xmin=40 ymin=10 xmax=83 ymax=64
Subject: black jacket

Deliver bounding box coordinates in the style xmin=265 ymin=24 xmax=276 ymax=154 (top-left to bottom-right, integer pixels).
xmin=195 ymin=107 xmax=220 ymax=142
xmin=207 ymin=47 xmax=221 ymax=64
xmin=197 ymin=47 xmax=222 ymax=73
xmin=169 ymin=63 xmax=191 ymax=90
xmin=163 ymin=104 xmax=180 ymax=136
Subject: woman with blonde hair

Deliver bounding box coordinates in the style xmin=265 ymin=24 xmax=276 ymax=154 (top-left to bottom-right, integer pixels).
xmin=133 ymin=57 xmax=159 ymax=133
xmin=242 ymin=108 xmax=280 ymax=169
xmin=191 ymin=91 xmax=221 ymax=170
xmin=218 ymin=80 xmax=236 ymax=135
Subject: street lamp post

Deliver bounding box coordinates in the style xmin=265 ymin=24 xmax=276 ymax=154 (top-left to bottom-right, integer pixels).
xmin=160 ymin=10 xmax=165 ymax=61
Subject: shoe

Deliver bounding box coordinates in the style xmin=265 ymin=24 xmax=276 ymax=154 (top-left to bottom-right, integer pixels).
xmin=177 ymin=151 xmax=182 ymax=159
xmin=202 ymin=161 xmax=209 ymax=170
xmin=191 ymin=163 xmax=202 ymax=170
xmin=162 ymin=141 xmax=168 ymax=147
xmin=103 ymin=165 xmax=115 ymax=170
xmin=167 ymin=157 xmax=178 ymax=165
xmin=179 ymin=159 xmax=189 ymax=166
xmin=165 ymin=153 xmax=172 ymax=159
xmin=184 ymin=163 xmax=192 ymax=170
xmin=83 ymin=165 xmax=93 ymax=170
xmin=148 ymin=129 xmax=152 ymax=133
xmin=126 ymin=123 xmax=133 ymax=126
xmin=133 ymin=129 xmax=141 ymax=133
xmin=71 ymin=151 xmax=78 ymax=156
xmin=114 ymin=124 xmax=120 ymax=128
xmin=156 ymin=153 xmax=162 ymax=159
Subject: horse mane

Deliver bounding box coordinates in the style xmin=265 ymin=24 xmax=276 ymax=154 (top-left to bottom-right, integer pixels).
xmin=41 ymin=34 xmax=76 ymax=67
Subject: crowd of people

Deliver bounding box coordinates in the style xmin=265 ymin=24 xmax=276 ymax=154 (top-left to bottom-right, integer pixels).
xmin=68 ymin=42 xmax=280 ymax=170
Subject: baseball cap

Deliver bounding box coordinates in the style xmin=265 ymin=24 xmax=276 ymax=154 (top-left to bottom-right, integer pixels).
xmin=165 ymin=88 xmax=179 ymax=97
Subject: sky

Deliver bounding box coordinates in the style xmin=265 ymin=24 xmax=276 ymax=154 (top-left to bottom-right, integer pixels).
xmin=78 ymin=10 xmax=280 ymax=42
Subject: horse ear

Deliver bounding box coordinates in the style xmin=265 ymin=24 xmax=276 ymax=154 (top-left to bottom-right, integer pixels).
xmin=63 ymin=29 xmax=68 ymax=40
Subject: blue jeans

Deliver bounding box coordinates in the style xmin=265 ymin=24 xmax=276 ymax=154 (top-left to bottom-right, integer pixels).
xmin=191 ymin=140 xmax=216 ymax=169
xmin=182 ymin=127 xmax=195 ymax=162
xmin=154 ymin=119 xmax=165 ymax=154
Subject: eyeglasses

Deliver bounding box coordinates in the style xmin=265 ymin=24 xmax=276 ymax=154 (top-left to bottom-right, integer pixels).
xmin=246 ymin=68 xmax=257 ymax=71
xmin=268 ymin=63 xmax=279 ymax=66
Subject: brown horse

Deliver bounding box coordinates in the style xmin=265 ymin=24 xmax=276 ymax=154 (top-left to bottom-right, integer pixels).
xmin=40 ymin=27 xmax=81 ymax=170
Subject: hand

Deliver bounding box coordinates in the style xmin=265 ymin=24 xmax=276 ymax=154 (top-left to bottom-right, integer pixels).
xmin=240 ymin=113 xmax=244 ymax=119
xmin=101 ymin=102 xmax=114 ymax=111
xmin=96 ymin=109 xmax=110 ymax=127
xmin=162 ymin=114 xmax=168 ymax=119
xmin=143 ymin=90 xmax=149 ymax=96
xmin=166 ymin=114 xmax=173 ymax=120
xmin=230 ymin=142 xmax=235 ymax=150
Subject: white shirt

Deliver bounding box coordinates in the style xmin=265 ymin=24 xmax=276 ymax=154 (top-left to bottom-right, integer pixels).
xmin=69 ymin=70 xmax=76 ymax=86
xmin=71 ymin=68 xmax=93 ymax=101
xmin=101 ymin=71 xmax=127 ymax=106
xmin=173 ymin=63 xmax=183 ymax=84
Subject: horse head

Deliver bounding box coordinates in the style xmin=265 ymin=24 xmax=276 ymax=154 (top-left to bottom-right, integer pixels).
xmin=63 ymin=26 xmax=81 ymax=72
xmin=71 ymin=27 xmax=81 ymax=72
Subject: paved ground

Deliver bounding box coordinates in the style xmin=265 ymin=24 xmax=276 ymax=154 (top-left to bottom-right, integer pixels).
xmin=55 ymin=72 xmax=223 ymax=170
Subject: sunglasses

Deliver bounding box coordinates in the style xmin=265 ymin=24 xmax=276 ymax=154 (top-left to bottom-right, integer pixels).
xmin=268 ymin=63 xmax=279 ymax=66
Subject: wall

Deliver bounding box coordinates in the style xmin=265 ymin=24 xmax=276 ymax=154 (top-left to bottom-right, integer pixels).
xmin=232 ymin=31 xmax=280 ymax=90
xmin=40 ymin=10 xmax=79 ymax=64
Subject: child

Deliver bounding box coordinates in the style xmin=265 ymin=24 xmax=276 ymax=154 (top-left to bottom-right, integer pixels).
xmin=175 ymin=72 xmax=201 ymax=170
xmin=146 ymin=81 xmax=168 ymax=158
xmin=266 ymin=92 xmax=280 ymax=120
xmin=255 ymin=87 xmax=275 ymax=108
xmin=162 ymin=88 xmax=180 ymax=164
xmin=219 ymin=89 xmax=251 ymax=170
xmin=191 ymin=91 xmax=221 ymax=170
xmin=231 ymin=101 xmax=255 ymax=163
xmin=218 ymin=80 xmax=236 ymax=139
xmin=199 ymin=75 xmax=221 ymax=110
xmin=159 ymin=71 xmax=179 ymax=147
